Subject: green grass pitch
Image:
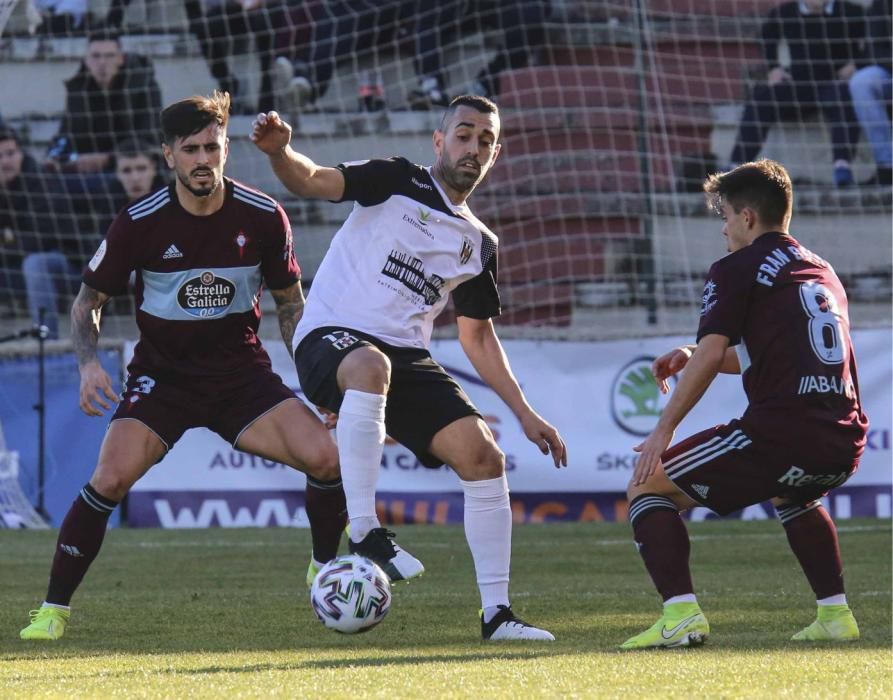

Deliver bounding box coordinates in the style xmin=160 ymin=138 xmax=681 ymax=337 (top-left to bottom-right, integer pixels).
xmin=2 ymin=519 xmax=890 ymax=698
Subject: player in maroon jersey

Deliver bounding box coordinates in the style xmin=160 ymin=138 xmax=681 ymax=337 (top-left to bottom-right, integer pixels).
xmin=20 ymin=92 xmax=346 ymax=641
xmin=619 ymin=159 xmax=869 ymax=650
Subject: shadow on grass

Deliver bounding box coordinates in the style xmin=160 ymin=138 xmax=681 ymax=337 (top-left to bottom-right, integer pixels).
xmin=171 ymin=650 xmax=563 ymax=676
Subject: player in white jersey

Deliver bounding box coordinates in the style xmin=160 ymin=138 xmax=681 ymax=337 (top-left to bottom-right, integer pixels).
xmin=252 ymin=95 xmax=567 ymax=640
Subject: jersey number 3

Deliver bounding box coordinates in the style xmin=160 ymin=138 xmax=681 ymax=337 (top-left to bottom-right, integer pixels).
xmin=799 ymin=281 xmax=845 ymax=365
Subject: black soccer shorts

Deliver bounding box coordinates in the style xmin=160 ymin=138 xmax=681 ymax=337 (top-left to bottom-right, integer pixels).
xmin=294 ymin=326 xmax=480 ymax=467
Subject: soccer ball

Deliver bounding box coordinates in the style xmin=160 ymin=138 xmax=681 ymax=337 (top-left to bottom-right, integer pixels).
xmin=310 ymin=554 xmax=392 ymax=633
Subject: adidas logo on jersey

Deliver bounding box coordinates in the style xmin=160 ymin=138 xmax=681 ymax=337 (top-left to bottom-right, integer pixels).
xmin=163 ymin=244 xmax=184 ymax=260
xmin=691 ymin=484 xmax=710 ymax=499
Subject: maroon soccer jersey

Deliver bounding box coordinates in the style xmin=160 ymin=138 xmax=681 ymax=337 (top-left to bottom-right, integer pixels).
xmin=84 ymin=178 xmax=299 ymax=377
xmin=697 ymin=232 xmax=868 ymax=462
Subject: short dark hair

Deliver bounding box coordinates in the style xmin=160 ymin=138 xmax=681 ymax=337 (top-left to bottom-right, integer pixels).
xmin=161 ymin=91 xmax=231 ymax=145
xmin=703 ymin=159 xmax=793 ymax=228
xmin=115 ymin=137 xmax=155 ymax=159
xmin=438 ymin=95 xmax=499 ymax=134
xmin=113 ymin=137 xmax=160 ymax=172
xmin=0 ymin=125 xmax=22 ymax=147
xmin=87 ymin=30 xmax=121 ymax=45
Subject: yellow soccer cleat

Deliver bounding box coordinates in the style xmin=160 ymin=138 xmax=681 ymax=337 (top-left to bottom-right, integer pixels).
xmin=620 ymin=602 xmax=709 ymax=650
xmin=20 ymin=605 xmax=70 ymax=641
xmin=306 ymin=559 xmax=322 ymax=589
xmin=792 ymin=605 xmax=860 ymax=641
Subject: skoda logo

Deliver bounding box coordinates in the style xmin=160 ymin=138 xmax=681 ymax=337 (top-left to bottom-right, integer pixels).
xmin=610 ymin=356 xmax=675 ymax=436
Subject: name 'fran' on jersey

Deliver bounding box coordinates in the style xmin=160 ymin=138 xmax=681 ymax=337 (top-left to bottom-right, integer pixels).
xmin=697 ymin=231 xmax=868 ymax=456
xmin=293 ymin=157 xmax=500 ymax=351
xmin=83 ymin=178 xmax=300 ymax=377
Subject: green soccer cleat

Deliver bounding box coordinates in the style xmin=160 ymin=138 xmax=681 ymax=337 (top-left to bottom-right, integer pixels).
xmin=306 ymin=525 xmax=350 ymax=589
xmin=792 ymin=604 xmax=860 ymax=641
xmin=620 ymin=602 xmax=709 ymax=650
xmin=306 ymin=559 xmax=321 ymax=589
xmin=20 ymin=605 xmax=70 ymax=641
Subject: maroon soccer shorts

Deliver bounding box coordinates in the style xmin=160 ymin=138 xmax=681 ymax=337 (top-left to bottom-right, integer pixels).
xmin=661 ymin=420 xmax=858 ymax=515
xmin=110 ymin=363 xmax=298 ymax=449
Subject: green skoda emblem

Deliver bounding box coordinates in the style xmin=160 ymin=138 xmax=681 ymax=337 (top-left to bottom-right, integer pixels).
xmin=610 ymin=356 xmax=674 ymax=436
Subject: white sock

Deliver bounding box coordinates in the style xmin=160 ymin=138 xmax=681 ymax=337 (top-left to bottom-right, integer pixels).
xmin=461 ymin=475 xmax=511 ymax=611
xmin=482 ymin=605 xmax=504 ymax=624
xmin=664 ymin=594 xmax=698 ymax=606
xmin=42 ymin=602 xmax=70 ymax=611
xmin=817 ymin=594 xmax=848 ymax=606
xmin=337 ymin=389 xmax=387 ymax=542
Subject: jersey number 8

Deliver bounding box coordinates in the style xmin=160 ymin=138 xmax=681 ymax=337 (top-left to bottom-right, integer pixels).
xmin=799 ymin=281 xmax=845 ymax=365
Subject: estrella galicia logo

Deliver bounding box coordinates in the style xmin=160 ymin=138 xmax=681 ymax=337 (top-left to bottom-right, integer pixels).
xmin=610 ymin=356 xmax=674 ymax=436
xmin=459 ymin=235 xmax=474 ymax=264
xmin=177 ymin=270 xmax=236 ymax=319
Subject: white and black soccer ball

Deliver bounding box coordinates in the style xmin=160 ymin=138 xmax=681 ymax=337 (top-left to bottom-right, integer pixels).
xmin=310 ymin=554 xmax=391 ymax=634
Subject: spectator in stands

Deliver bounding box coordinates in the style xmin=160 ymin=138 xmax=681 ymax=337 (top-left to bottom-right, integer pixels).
xmin=407 ymin=1 xmax=552 ymax=110
xmin=849 ymin=0 xmax=891 ymax=186
xmin=0 ymin=126 xmax=76 ymax=336
xmin=34 ymin=0 xmax=91 ymax=36
xmin=273 ymin=0 xmax=412 ymax=112
xmin=727 ymin=0 xmax=866 ymax=188
xmin=182 ymin=0 xmax=294 ymax=114
xmin=64 ymin=138 xmax=167 ymax=247
xmin=45 ymin=30 xmax=162 ymax=175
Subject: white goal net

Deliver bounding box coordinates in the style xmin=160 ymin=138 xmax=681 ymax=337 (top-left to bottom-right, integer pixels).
xmin=0 ymin=417 xmax=48 ymax=528
xmin=0 ymin=0 xmax=889 ymax=342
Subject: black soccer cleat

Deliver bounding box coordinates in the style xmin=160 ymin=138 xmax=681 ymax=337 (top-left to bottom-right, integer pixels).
xmin=348 ymin=528 xmax=424 ymax=582
xmin=481 ymin=605 xmax=555 ymax=641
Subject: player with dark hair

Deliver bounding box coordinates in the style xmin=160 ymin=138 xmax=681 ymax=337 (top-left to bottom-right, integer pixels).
xmin=620 ymin=159 xmax=868 ymax=649
xmin=251 ymin=95 xmax=567 ymax=640
xmin=20 ymin=91 xmax=346 ymax=641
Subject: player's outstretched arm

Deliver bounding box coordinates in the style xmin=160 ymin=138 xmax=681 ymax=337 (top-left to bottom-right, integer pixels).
xmin=457 ymin=316 xmax=567 ymax=468
xmin=250 ymin=111 xmax=345 ymax=201
xmin=71 ymin=283 xmax=118 ymax=417
xmin=651 ymin=345 xmax=695 ymax=394
xmin=632 ymin=333 xmax=728 ymax=485
xmin=269 ymin=281 xmax=306 ymax=353
xmin=652 ymin=343 xmax=741 ymax=394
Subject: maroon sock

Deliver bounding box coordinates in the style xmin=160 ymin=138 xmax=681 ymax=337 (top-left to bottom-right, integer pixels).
xmin=777 ymin=502 xmax=845 ymax=599
xmin=305 ymin=476 xmax=347 ymax=563
xmin=46 ymin=484 xmax=118 ymax=606
xmin=629 ymin=494 xmax=694 ymax=601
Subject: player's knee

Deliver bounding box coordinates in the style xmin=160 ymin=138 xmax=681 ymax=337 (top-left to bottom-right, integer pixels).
xmin=626 ymin=475 xmax=662 ymax=502
xmin=296 ymin=435 xmax=340 ymax=481
xmin=461 ymin=443 xmax=505 ymax=480
xmin=89 ymin=472 xmax=131 ymax=502
xmin=338 ymin=348 xmax=391 ymax=394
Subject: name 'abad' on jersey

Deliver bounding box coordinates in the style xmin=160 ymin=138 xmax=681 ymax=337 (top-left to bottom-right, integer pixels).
xmin=293 ymin=157 xmax=500 ymax=351
xmin=83 ymin=178 xmax=299 ymax=376
xmin=696 ymin=231 xmax=867 ymax=451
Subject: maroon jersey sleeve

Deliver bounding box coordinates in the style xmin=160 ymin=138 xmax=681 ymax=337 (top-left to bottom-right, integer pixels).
xmin=260 ymin=204 xmax=301 ymax=290
xmin=82 ymin=210 xmax=137 ymax=296
xmin=696 ymin=257 xmax=751 ymax=345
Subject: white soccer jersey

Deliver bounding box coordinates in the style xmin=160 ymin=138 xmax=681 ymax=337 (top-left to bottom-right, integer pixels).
xmin=293 ymin=157 xmax=500 ymax=350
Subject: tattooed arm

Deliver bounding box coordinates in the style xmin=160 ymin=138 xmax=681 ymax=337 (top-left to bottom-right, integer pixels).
xmin=269 ymin=281 xmax=306 ymax=354
xmin=71 ymin=283 xmax=118 ymax=416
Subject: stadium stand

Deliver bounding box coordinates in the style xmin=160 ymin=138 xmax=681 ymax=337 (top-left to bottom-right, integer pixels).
xmin=0 ymin=0 xmax=889 ymax=342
